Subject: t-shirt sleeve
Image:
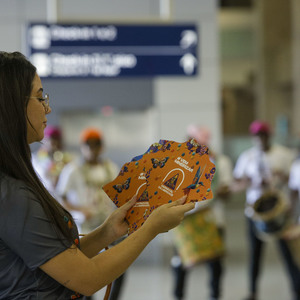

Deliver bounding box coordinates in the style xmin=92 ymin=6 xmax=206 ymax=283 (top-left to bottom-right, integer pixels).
xmin=55 ymin=164 xmax=76 ymax=197
xmin=233 ymin=152 xmax=248 ymax=179
xmin=0 ymin=184 xmax=72 ymax=270
xmin=289 ymin=161 xmax=300 ymax=191
xmin=218 ymin=155 xmax=233 ymax=186
xmin=105 ymin=160 xmax=119 ymax=181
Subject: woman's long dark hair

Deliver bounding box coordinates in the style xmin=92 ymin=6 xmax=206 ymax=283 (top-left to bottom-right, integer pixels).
xmin=0 ymin=51 xmax=74 ymax=244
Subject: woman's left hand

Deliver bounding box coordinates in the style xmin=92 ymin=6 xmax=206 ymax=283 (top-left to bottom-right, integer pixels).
xmin=102 ymin=195 xmax=138 ymax=241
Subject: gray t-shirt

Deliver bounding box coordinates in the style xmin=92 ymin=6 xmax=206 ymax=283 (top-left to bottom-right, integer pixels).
xmin=0 ymin=173 xmax=83 ymax=299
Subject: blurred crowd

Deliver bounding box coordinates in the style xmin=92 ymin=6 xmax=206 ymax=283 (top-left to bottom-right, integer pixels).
xmin=32 ymin=120 xmax=300 ymax=300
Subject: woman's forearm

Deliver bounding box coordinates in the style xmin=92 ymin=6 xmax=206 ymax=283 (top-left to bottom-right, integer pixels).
xmin=41 ymin=222 xmax=157 ymax=296
xmin=40 ymin=198 xmax=193 ymax=296
xmin=79 ymin=223 xmax=116 ymax=258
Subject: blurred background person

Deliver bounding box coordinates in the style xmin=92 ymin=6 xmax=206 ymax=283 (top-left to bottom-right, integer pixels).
xmin=186 ymin=125 xmax=233 ymax=238
xmin=32 ymin=125 xmax=73 ymax=196
xmin=232 ymin=120 xmax=300 ymax=300
xmin=288 ymin=130 xmax=300 ymax=223
xmin=288 ymin=155 xmax=300 ymax=224
xmin=56 ymin=127 xmax=124 ymax=300
xmin=279 ymin=145 xmax=300 ymax=271
xmin=285 ymin=150 xmax=300 ymax=237
xmin=171 ymin=125 xmax=233 ymax=300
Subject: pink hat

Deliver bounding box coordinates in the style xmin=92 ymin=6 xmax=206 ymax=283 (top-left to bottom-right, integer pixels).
xmin=44 ymin=126 xmax=62 ymax=139
xmin=249 ymin=120 xmax=271 ymax=135
xmin=187 ymin=125 xmax=211 ymax=145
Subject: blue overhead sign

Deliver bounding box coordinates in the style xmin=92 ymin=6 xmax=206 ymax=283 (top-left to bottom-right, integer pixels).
xmin=26 ymin=23 xmax=198 ymax=78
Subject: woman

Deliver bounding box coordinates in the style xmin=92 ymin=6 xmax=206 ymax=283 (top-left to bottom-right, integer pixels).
xmin=0 ymin=51 xmax=194 ymax=299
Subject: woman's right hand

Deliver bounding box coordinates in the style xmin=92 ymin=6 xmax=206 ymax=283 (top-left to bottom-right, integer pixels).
xmin=144 ymin=196 xmax=195 ymax=236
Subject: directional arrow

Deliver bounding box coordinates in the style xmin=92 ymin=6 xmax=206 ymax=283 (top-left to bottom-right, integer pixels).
xmin=179 ymin=53 xmax=197 ymax=75
xmin=180 ymin=30 xmax=198 ymax=49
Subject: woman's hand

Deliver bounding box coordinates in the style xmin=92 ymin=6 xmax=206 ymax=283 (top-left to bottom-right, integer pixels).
xmin=102 ymin=195 xmax=194 ymax=241
xmin=102 ymin=195 xmax=138 ymax=241
xmin=144 ymin=196 xmax=195 ymax=236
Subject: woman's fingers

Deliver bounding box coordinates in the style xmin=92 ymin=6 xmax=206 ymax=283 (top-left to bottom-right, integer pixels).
xmin=179 ymin=201 xmax=195 ymax=213
xmin=121 ymin=194 xmax=194 ymax=215
xmin=167 ymin=195 xmax=187 ymax=206
xmin=121 ymin=195 xmax=138 ymax=211
xmin=165 ymin=195 xmax=195 ymax=213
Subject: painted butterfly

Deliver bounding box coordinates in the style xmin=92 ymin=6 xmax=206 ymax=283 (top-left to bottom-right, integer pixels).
xmin=119 ymin=165 xmax=129 ymax=175
xmin=151 ymin=157 xmax=169 ymax=168
xmin=113 ymin=178 xmax=131 ymax=193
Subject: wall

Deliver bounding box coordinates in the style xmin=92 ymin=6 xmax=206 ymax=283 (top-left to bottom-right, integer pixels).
xmin=0 ymin=0 xmax=221 ymax=153
xmin=155 ymin=0 xmax=222 ymax=152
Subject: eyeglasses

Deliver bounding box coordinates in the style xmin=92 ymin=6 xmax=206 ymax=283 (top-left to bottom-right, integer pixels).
xmin=29 ymin=93 xmax=50 ymax=112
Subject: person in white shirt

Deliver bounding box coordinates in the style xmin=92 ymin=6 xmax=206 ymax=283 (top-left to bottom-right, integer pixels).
xmin=56 ymin=127 xmax=122 ymax=300
xmin=233 ymin=120 xmax=300 ymax=300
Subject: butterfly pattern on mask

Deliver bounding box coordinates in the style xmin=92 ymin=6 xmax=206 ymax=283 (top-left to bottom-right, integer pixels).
xmin=113 ymin=177 xmax=131 ymax=193
xmin=205 ymin=167 xmax=216 ymax=181
xmin=186 ymin=139 xmax=209 ymax=155
xmin=151 ymin=157 xmax=169 ymax=168
xmin=148 ymin=140 xmax=171 ymax=153
xmin=119 ymin=165 xmax=129 ymax=175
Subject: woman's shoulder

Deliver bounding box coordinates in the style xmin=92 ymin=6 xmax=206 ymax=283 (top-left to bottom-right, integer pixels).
xmin=0 ymin=172 xmax=36 ymax=206
xmin=0 ymin=172 xmax=28 ymax=192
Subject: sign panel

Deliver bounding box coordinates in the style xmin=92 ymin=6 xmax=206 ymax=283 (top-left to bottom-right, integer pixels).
xmin=26 ymin=23 xmax=198 ymax=78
